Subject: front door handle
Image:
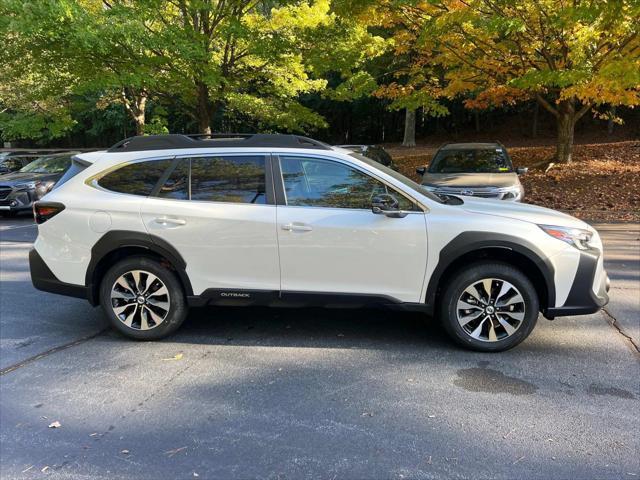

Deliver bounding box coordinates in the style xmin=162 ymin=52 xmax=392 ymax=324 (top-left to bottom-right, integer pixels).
xmin=282 ymin=222 xmax=312 ymax=232
xmin=154 ymin=216 xmax=187 ymax=226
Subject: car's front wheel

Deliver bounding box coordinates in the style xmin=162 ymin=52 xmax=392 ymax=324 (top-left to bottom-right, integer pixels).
xmin=99 ymin=256 xmax=188 ymax=340
xmin=439 ymin=262 xmax=539 ymax=352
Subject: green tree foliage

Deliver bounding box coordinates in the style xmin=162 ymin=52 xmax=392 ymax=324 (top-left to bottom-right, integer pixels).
xmin=0 ymin=0 xmax=385 ymax=140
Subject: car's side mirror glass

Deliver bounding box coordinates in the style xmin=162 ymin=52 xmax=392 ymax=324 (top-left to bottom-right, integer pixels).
xmin=371 ymin=194 xmax=408 ymax=218
xmin=516 ymin=167 xmax=528 ymax=175
xmin=416 ymin=166 xmax=426 ymax=176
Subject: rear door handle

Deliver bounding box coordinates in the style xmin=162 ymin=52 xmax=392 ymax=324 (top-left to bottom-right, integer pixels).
xmin=154 ymin=216 xmax=186 ymax=226
xmin=282 ymin=222 xmax=312 ymax=232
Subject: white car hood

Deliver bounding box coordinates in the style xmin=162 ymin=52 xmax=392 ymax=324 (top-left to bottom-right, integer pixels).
xmin=460 ymin=196 xmax=591 ymax=230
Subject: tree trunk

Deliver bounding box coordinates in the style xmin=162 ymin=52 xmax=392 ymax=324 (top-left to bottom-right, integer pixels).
xmin=196 ymin=81 xmax=212 ymax=135
xmin=531 ymin=102 xmax=539 ymax=138
xmin=121 ymin=88 xmax=147 ymax=136
xmin=556 ymin=99 xmax=576 ymax=164
xmin=607 ymin=106 xmax=616 ymax=135
xmin=402 ymin=108 xmax=416 ymax=147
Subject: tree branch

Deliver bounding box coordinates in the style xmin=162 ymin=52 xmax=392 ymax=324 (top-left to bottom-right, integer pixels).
xmin=574 ymin=102 xmax=592 ymax=123
xmin=535 ymin=94 xmax=559 ymax=118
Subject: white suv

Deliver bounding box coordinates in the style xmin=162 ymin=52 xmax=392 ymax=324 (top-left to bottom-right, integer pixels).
xmin=29 ymin=134 xmax=609 ymax=352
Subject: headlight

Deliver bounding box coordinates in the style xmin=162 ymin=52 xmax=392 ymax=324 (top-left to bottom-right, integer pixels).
xmin=501 ymin=186 xmax=523 ymax=201
xmin=35 ymin=181 xmax=56 ymax=198
xmin=539 ymin=224 xmax=594 ymax=250
xmin=14 ymin=181 xmax=40 ymax=190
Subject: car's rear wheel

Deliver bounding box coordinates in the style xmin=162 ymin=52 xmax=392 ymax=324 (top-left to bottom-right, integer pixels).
xmin=439 ymin=262 xmax=539 ymax=352
xmin=100 ymin=256 xmax=187 ymax=340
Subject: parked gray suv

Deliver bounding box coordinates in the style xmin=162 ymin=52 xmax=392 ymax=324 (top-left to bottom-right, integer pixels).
xmin=417 ymin=142 xmax=527 ymax=201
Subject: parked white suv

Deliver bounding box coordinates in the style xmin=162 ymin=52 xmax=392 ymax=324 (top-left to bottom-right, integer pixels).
xmin=29 ymin=134 xmax=609 ymax=351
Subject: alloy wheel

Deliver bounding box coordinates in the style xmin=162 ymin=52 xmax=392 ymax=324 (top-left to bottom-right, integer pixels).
xmin=456 ymin=277 xmax=525 ymax=342
xmin=110 ymin=270 xmax=170 ymax=330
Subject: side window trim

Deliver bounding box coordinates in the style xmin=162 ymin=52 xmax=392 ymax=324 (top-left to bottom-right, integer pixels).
xmin=272 ymin=153 xmax=422 ymax=212
xmin=270 ymin=153 xmax=287 ymax=206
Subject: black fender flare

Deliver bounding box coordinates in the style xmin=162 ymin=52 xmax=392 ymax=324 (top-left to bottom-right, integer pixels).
xmin=86 ymin=230 xmax=193 ymax=305
xmin=424 ymin=232 xmax=556 ymax=314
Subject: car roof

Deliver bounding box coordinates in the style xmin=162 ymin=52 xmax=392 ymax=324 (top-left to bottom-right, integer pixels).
xmin=439 ymin=142 xmax=503 ymax=150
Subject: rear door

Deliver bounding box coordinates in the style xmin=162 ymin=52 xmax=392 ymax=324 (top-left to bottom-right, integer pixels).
xmin=273 ymin=154 xmax=428 ymax=303
xmin=140 ymin=154 xmax=280 ymax=296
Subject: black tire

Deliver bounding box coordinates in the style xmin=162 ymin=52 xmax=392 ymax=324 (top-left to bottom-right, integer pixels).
xmin=439 ymin=262 xmax=539 ymax=352
xmin=99 ymin=256 xmax=188 ymax=340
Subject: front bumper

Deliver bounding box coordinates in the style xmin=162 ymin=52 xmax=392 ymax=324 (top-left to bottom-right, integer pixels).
xmin=544 ymin=247 xmax=609 ymax=319
xmin=29 ymin=248 xmax=88 ymax=300
xmin=0 ymin=188 xmax=37 ymax=211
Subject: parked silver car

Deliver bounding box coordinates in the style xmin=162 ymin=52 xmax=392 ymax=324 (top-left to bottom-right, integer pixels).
xmin=417 ymin=142 xmax=527 ymax=201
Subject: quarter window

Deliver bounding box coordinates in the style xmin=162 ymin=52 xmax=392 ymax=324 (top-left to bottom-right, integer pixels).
xmin=98 ymin=159 xmax=173 ymax=196
xmin=280 ymin=156 xmax=414 ymax=210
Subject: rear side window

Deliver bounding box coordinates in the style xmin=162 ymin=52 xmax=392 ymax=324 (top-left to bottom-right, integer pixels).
xmin=98 ymin=159 xmax=173 ymax=196
xmin=191 ymin=156 xmax=266 ymax=204
xmin=155 ymin=156 xmax=267 ymax=204
xmin=157 ymin=159 xmax=189 ymax=200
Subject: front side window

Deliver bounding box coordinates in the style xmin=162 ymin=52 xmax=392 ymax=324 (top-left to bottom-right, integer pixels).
xmin=155 ymin=156 xmax=267 ymax=204
xmin=280 ymin=156 xmax=414 ymax=210
xmin=98 ymin=159 xmax=173 ymax=196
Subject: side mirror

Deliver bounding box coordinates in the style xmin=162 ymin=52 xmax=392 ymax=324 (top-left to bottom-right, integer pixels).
xmin=372 ymin=194 xmax=408 ymax=218
xmin=516 ymin=167 xmax=528 ymax=175
xmin=416 ymin=166 xmax=426 ymax=176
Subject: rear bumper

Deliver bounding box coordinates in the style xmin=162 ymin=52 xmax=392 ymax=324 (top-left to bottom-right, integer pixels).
xmin=29 ymin=248 xmax=88 ymax=300
xmin=544 ymin=248 xmax=609 ymax=319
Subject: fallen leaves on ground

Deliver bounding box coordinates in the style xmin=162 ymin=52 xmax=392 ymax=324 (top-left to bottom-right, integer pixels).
xmin=519 ymin=142 xmax=640 ymax=222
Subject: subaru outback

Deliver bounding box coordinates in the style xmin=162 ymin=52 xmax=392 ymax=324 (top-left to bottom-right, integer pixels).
xmin=29 ymin=134 xmax=609 ymax=352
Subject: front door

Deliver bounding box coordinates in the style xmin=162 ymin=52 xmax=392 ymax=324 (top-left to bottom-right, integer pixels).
xmin=274 ymin=155 xmax=428 ymax=303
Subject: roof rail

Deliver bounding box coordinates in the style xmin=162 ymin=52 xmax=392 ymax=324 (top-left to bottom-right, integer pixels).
xmin=107 ymin=133 xmax=332 ymax=152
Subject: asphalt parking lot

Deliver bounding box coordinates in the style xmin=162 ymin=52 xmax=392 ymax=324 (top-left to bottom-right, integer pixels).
xmin=1 ymin=215 xmax=638 ymax=479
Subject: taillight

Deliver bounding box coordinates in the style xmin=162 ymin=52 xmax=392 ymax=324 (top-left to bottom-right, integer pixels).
xmin=33 ymin=202 xmax=65 ymax=224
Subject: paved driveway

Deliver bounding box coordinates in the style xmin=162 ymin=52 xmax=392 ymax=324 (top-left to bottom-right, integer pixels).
xmin=1 ymin=216 xmax=638 ymax=479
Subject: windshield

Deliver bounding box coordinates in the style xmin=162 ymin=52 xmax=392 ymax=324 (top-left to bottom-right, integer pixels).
xmin=429 ymin=148 xmax=513 ymax=174
xmin=349 ymin=153 xmax=445 ymax=204
xmin=19 ymin=155 xmax=72 ymax=174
